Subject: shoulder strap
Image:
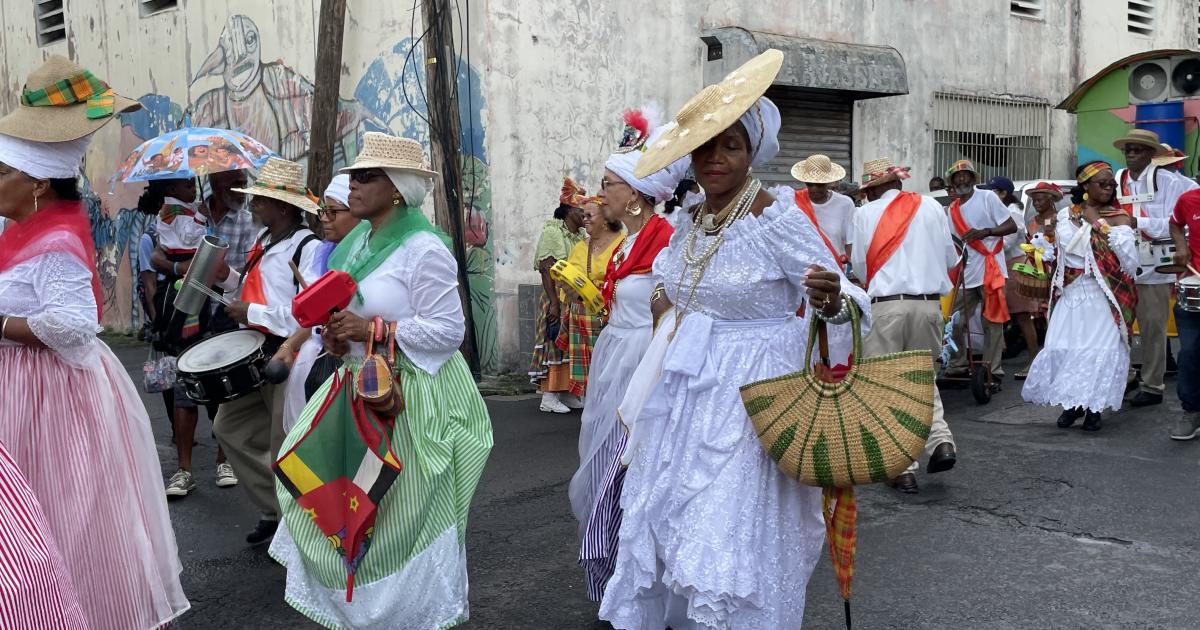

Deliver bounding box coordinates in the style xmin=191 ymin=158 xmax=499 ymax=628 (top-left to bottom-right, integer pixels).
xmin=292 ymin=234 xmax=318 ymax=288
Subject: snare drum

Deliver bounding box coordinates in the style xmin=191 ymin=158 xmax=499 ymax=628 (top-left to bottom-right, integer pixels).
xmin=176 ymin=329 xmax=268 ymax=404
xmin=1178 ymin=277 xmax=1200 ymax=313
xmin=1140 ymin=238 xmax=1177 ymax=275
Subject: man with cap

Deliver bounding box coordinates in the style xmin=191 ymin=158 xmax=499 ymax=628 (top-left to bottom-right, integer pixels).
xmin=945 ymin=160 xmax=1018 ymax=378
xmin=791 ymin=154 xmax=855 ymax=266
xmin=212 ymin=156 xmax=321 ymax=546
xmin=850 ymin=158 xmax=960 ymax=493
xmin=1114 ymin=129 xmax=1200 ymax=407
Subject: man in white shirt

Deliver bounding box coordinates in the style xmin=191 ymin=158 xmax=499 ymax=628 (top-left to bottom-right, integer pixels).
xmin=213 ymin=157 xmax=320 ymax=547
xmin=944 ymin=160 xmax=1017 ymax=377
xmin=1113 ymin=129 xmax=1200 ymax=407
xmin=851 ymin=157 xmax=959 ymax=494
xmin=791 ymin=154 xmax=854 ymax=264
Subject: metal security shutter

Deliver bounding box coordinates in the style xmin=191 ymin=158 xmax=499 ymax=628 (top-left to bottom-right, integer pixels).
xmin=756 ymin=86 xmax=853 ymax=190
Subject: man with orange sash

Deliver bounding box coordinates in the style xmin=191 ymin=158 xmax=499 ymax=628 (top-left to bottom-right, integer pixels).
xmin=945 ymin=160 xmax=1017 ymax=378
xmin=214 ymin=157 xmax=320 ymax=546
xmin=791 ymin=154 xmax=854 ymax=268
xmin=851 ymin=158 xmax=960 ymax=494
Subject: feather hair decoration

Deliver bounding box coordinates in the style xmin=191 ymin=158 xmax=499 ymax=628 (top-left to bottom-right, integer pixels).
xmin=616 ymin=103 xmax=663 ymax=153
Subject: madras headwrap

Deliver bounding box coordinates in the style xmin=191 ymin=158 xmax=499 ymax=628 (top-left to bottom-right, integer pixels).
xmin=20 ymin=70 xmax=115 ymax=120
xmin=1077 ymin=160 xmax=1112 ymax=183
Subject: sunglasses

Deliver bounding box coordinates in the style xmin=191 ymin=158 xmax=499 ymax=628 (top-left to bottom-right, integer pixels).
xmin=1090 ymin=180 xmax=1118 ymax=189
xmin=349 ymin=169 xmax=383 ymax=184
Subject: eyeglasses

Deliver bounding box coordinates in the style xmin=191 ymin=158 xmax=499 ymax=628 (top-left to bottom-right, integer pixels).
xmin=600 ymin=179 xmax=629 ymax=190
xmin=318 ymin=206 xmax=348 ymax=220
xmin=349 ymin=169 xmax=382 ymax=184
xmin=1091 ymin=180 xmax=1118 ymax=189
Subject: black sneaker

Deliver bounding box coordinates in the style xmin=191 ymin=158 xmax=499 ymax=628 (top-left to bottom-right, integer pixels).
xmin=1129 ymin=391 xmax=1163 ymax=408
xmin=246 ymin=519 xmax=279 ymax=546
xmin=1082 ymin=412 xmax=1102 ymax=432
xmin=1056 ymin=408 xmax=1084 ymax=428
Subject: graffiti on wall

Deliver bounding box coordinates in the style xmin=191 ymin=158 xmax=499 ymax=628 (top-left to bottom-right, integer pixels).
xmin=87 ymin=15 xmax=498 ymax=373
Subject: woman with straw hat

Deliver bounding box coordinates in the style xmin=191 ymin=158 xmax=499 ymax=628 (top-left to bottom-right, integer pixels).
xmin=269 ymin=132 xmax=492 ymax=629
xmin=1022 ymin=163 xmax=1139 ymax=432
xmin=568 ymin=108 xmax=690 ymax=602
xmin=597 ymin=50 xmax=870 ymax=629
xmin=0 ymin=55 xmax=190 ymax=629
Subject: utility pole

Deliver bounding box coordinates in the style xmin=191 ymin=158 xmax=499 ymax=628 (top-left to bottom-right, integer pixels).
xmin=308 ymin=0 xmax=348 ymax=194
xmin=422 ymin=0 xmax=480 ymax=376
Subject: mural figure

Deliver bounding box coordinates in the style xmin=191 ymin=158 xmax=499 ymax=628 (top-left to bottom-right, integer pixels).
xmin=188 ymin=14 xmax=371 ymax=168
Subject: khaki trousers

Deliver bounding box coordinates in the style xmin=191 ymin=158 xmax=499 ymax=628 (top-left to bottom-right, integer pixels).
xmin=1135 ymin=283 xmax=1171 ymax=394
xmin=949 ymin=286 xmax=1005 ymax=375
xmin=864 ymin=299 xmax=955 ymax=474
xmin=212 ymin=383 xmax=286 ymax=520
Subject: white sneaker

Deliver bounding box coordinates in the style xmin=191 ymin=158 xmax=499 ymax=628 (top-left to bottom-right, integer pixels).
xmin=215 ymin=462 xmax=239 ymax=488
xmin=539 ymin=392 xmax=570 ymax=414
xmin=165 ymin=469 xmax=196 ymax=498
xmin=562 ymin=393 xmax=585 ymax=409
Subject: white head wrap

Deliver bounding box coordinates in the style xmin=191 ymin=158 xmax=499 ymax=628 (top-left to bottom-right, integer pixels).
xmin=384 ymin=169 xmax=435 ymax=208
xmin=0 ymin=133 xmax=89 ymax=179
xmin=738 ymin=97 xmax=781 ymax=168
xmin=323 ymin=174 xmax=351 ymax=206
xmin=606 ymin=123 xmax=693 ymax=204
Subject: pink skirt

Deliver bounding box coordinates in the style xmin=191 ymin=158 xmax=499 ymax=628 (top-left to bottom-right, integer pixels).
xmin=0 ymin=438 xmax=89 ymax=629
xmin=0 ymin=343 xmax=189 ymax=630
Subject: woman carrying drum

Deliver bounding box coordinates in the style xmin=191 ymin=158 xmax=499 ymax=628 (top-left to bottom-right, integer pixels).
xmin=269 ymin=132 xmax=492 ymax=628
xmin=1022 ymin=162 xmax=1139 ymax=432
xmin=0 ymin=56 xmax=189 ymax=629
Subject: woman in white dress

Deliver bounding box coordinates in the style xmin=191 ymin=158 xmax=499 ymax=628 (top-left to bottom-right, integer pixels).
xmin=568 ymin=111 xmax=690 ymax=601
xmin=1022 ymin=162 xmax=1138 ymax=431
xmin=0 ymin=56 xmax=189 ymax=629
xmin=599 ymin=50 xmax=869 ymax=629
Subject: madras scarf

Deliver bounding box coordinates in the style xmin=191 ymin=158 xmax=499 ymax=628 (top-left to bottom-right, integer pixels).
xmin=1077 ymin=161 xmax=1111 ymax=184
xmin=822 ymin=486 xmax=858 ymax=629
xmin=20 ymin=70 xmax=114 ymax=119
xmin=1061 ymin=229 xmax=1137 ymax=340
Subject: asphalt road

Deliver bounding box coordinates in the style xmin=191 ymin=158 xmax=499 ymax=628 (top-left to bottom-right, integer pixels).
xmin=107 ymin=342 xmax=1200 ymax=630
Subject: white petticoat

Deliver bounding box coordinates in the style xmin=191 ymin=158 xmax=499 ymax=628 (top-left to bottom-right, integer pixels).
xmin=1022 ymin=277 xmax=1129 ymax=413
xmin=598 ymin=314 xmax=825 ymax=630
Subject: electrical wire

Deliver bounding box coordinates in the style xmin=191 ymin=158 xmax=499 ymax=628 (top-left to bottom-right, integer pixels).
xmin=400 ymin=0 xmax=431 ymax=127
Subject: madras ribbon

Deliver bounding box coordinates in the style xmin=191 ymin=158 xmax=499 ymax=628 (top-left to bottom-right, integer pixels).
xmin=255 ymin=180 xmax=320 ymax=205
xmin=20 ymin=70 xmax=115 ymax=119
xmin=1077 ymin=161 xmax=1111 ymax=184
xmin=822 ymin=486 xmax=858 ymax=629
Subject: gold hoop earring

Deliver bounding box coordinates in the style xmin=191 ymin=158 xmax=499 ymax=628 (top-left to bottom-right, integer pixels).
xmin=393 ymin=197 xmax=402 ymax=206
xmin=1083 ymin=192 xmax=1089 ymax=201
xmin=625 ymin=200 xmax=642 ymax=216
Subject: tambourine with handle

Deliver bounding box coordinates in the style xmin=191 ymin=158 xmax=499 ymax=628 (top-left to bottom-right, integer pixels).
xmin=550 ymin=259 xmax=605 ymax=315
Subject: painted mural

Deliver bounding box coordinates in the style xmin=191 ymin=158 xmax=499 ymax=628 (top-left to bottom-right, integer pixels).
xmin=85 ymin=15 xmax=498 ymax=373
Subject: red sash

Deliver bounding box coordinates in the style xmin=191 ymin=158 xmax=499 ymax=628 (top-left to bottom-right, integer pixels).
xmin=794 ymin=189 xmax=845 ymax=264
xmin=863 ymin=191 xmax=922 ymax=288
xmin=601 ymin=215 xmax=672 ymax=310
xmin=949 ymin=199 xmax=1009 ymax=323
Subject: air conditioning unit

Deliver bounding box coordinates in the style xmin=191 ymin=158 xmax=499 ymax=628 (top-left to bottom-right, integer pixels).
xmin=1170 ymin=54 xmax=1200 ymax=99
xmin=1129 ymin=59 xmax=1171 ymax=104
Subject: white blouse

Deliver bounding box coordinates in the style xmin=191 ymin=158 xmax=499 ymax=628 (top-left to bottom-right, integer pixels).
xmin=344 ymin=231 xmax=465 ymax=375
xmin=0 ymin=238 xmax=101 ymax=366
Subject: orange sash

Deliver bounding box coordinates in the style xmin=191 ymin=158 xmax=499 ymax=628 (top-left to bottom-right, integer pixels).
xmin=949 ymin=199 xmax=1009 ymax=323
xmin=794 ymin=189 xmax=846 ymax=264
xmin=864 ymin=191 xmax=922 ymax=289
xmin=239 ymin=242 xmax=271 ymax=333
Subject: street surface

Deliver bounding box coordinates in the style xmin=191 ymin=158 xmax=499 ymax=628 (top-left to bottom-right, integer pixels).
xmin=106 ymin=341 xmax=1200 ymax=629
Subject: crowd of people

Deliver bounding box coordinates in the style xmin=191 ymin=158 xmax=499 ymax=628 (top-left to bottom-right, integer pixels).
xmin=6 ymin=44 xmax=1200 ymax=630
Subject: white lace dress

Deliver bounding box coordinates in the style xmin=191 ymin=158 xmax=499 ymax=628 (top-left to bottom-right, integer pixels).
xmin=598 ymin=186 xmax=871 ymax=630
xmin=1021 ymin=211 xmax=1138 ymax=412
xmin=0 ymin=245 xmax=189 ymax=629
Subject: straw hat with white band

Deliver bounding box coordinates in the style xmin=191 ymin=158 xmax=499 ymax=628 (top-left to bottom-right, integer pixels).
xmin=341 ymin=132 xmax=437 ymax=178
xmin=1112 ymin=129 xmax=1170 ymax=156
xmin=0 ymin=55 xmax=140 ymax=143
xmin=791 ymin=154 xmax=846 ymax=185
xmin=232 ymin=157 xmax=320 ymax=215
xmin=635 ymin=49 xmax=784 ymax=179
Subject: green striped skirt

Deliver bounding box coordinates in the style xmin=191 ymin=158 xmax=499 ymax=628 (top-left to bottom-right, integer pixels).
xmin=270 ymin=351 xmax=493 ymax=630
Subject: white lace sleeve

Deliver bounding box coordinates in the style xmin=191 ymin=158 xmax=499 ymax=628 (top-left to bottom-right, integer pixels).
xmin=28 ymin=252 xmax=101 ymax=364
xmin=394 ymin=237 xmax=465 ymax=375
xmin=1106 ymin=225 xmax=1139 ymax=278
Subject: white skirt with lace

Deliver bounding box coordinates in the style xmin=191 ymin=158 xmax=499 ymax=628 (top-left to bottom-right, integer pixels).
xmin=1022 ymin=276 xmax=1129 ymax=413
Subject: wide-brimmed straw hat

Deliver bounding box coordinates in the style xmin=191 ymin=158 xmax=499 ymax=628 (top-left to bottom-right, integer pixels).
xmin=1025 ymin=181 xmax=1064 ymax=201
xmin=232 ymin=157 xmax=320 ymax=214
xmin=791 ymin=154 xmax=846 ymax=184
xmin=1113 ymin=129 xmax=1169 ymax=155
xmin=860 ymin=158 xmax=911 ymax=189
xmin=1152 ymin=143 xmax=1187 ymax=166
xmin=634 ymin=49 xmax=784 ymax=179
xmin=0 ymin=55 xmax=140 ymax=142
xmin=340 ymin=131 xmax=437 ymax=178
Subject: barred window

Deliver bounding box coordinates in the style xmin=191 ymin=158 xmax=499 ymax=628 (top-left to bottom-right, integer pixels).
xmin=933 ymin=93 xmax=1050 ymax=183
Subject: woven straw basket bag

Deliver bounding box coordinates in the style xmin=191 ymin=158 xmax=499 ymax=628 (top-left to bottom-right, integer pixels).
xmin=740 ymin=301 xmax=935 ymax=487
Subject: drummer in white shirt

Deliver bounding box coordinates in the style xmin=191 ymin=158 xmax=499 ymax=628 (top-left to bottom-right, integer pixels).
xmin=850 ymin=157 xmax=959 ymax=494
xmin=213 ymin=157 xmax=320 ymax=547
xmin=1113 ymin=129 xmax=1200 ymax=407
